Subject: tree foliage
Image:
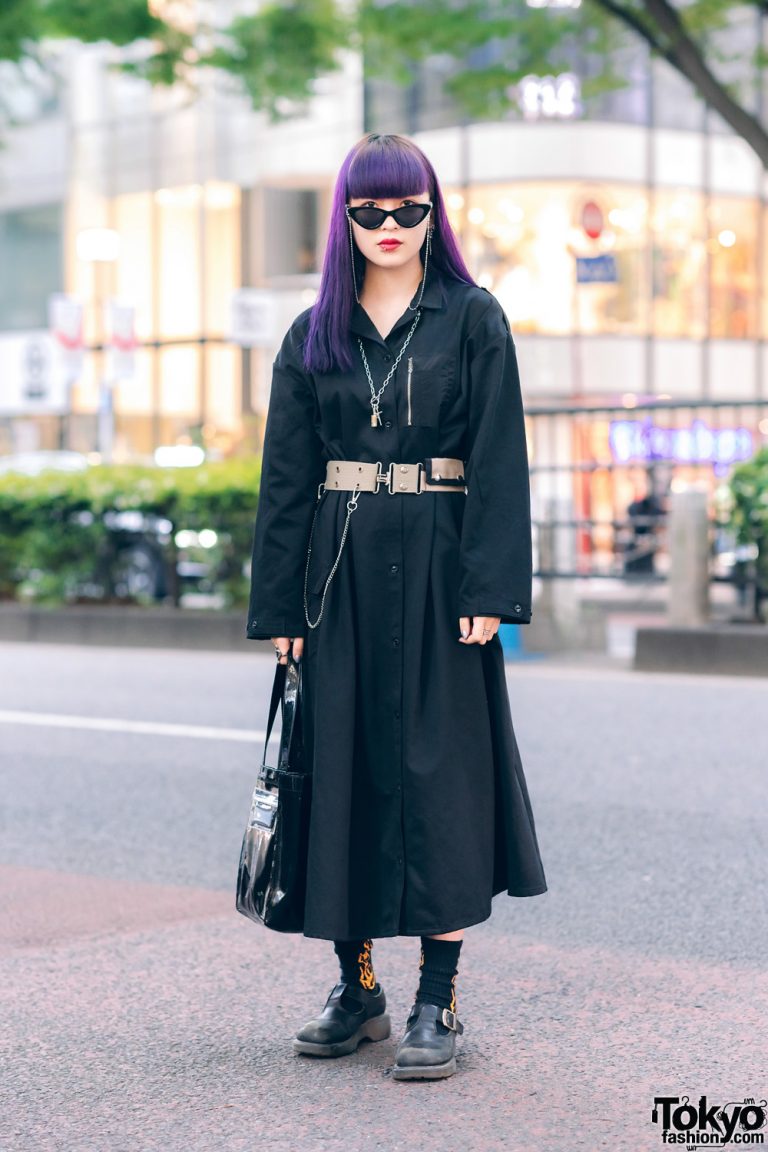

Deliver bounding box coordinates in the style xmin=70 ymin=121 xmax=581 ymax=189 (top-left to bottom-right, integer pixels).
xmin=1 ymin=0 xmax=768 ymax=162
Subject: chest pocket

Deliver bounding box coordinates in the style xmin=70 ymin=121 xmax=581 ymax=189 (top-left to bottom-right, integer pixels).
xmin=401 ymin=353 xmax=455 ymax=428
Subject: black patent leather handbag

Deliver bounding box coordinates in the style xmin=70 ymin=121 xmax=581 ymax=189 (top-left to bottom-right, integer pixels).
xmin=235 ymin=656 xmax=311 ymax=933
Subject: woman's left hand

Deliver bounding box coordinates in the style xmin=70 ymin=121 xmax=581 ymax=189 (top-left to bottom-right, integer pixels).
xmin=458 ymin=616 xmax=501 ymax=644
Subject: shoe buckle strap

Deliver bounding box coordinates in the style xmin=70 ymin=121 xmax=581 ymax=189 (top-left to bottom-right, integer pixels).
xmin=441 ymin=1008 xmax=464 ymax=1034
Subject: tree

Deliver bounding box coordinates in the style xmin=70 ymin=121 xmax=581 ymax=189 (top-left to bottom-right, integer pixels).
xmin=360 ymin=0 xmax=768 ymax=166
xmin=2 ymin=1 xmax=768 ymax=168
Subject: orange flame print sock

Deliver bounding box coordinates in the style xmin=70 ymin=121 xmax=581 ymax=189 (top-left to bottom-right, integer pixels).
xmin=333 ymin=937 xmax=377 ymax=991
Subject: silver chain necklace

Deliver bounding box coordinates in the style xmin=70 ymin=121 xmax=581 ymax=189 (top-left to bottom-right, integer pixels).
xmin=357 ymin=309 xmax=422 ymax=427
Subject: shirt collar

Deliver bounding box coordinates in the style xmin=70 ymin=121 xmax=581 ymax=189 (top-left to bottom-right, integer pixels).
xmin=349 ymin=267 xmax=447 ymax=344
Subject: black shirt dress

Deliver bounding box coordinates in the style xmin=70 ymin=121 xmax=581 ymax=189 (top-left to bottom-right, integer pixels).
xmin=247 ymin=271 xmax=548 ymax=940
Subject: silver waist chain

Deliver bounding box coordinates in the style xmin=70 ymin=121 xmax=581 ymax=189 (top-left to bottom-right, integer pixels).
xmin=303 ymin=485 xmax=361 ymax=629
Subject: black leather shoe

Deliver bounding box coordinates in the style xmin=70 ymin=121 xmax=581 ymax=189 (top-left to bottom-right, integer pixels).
xmin=392 ymin=1002 xmax=464 ymax=1080
xmin=292 ymin=981 xmax=391 ymax=1057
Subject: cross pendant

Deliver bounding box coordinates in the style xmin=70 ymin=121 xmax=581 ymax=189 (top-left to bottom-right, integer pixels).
xmin=370 ymin=408 xmax=382 ymax=427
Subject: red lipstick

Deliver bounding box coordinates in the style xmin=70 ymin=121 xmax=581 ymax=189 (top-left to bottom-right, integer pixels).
xmin=378 ymin=239 xmax=402 ymax=249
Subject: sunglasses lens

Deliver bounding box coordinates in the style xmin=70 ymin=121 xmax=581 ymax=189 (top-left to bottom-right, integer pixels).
xmin=348 ymin=203 xmax=431 ymax=229
xmin=394 ymin=204 xmax=429 ymax=227
xmin=350 ymin=208 xmax=386 ymax=229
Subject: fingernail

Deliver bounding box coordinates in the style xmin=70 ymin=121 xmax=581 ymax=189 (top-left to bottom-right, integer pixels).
xmin=460 ymin=630 xmax=468 ymax=638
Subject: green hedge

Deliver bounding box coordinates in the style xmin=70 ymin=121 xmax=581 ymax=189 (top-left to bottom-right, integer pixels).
xmin=0 ymin=458 xmax=261 ymax=606
xmin=728 ymin=446 xmax=768 ymax=613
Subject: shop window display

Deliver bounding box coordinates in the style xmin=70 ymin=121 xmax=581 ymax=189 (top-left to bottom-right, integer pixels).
xmin=651 ymin=190 xmax=707 ymax=338
xmin=708 ymin=196 xmax=757 ymax=339
xmin=452 ymin=182 xmax=648 ymax=336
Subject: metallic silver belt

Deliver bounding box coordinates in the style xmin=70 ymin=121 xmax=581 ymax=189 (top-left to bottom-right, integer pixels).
xmin=305 ymin=457 xmax=466 ymax=630
xmin=322 ymin=457 xmax=466 ymax=495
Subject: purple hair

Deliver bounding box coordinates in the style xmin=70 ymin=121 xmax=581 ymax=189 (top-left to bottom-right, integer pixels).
xmin=303 ymin=133 xmax=476 ymax=375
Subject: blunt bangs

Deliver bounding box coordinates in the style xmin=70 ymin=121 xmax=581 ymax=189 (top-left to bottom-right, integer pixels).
xmin=303 ymin=133 xmax=476 ymax=376
xmin=346 ymin=137 xmax=431 ymax=201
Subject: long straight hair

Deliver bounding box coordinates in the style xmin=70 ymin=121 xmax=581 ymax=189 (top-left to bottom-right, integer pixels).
xmin=303 ymin=133 xmax=476 ymax=375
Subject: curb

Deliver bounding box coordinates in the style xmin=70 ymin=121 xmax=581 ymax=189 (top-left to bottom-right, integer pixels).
xmin=634 ymin=623 xmax=768 ymax=677
xmin=0 ymin=604 xmax=259 ymax=652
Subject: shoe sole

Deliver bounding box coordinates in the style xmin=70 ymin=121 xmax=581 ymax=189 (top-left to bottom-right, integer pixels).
xmin=292 ymin=1012 xmax=391 ymax=1058
xmin=392 ymin=1055 xmax=457 ymax=1080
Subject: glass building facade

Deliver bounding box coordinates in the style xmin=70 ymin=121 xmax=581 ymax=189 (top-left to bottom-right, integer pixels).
xmin=1 ymin=4 xmax=767 ymax=500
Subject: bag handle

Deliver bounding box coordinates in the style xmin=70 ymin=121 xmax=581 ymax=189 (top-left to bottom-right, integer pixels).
xmin=262 ymin=661 xmax=286 ymax=769
xmin=261 ymin=657 xmax=303 ymax=775
xmin=278 ymin=657 xmax=302 ymax=772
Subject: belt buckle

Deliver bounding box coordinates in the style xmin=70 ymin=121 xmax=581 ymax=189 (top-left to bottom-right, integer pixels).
xmin=441 ymin=1008 xmax=462 ymax=1033
xmin=387 ymin=461 xmax=422 ymax=494
xmin=374 ymin=460 xmax=389 ymax=493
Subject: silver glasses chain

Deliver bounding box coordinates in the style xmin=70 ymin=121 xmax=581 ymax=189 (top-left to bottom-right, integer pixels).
xmin=358 ymin=310 xmax=421 ymax=428
xmin=347 ymin=214 xmax=433 ymax=309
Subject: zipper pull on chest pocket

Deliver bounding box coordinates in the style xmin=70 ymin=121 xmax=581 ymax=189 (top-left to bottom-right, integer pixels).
xmin=407 ymin=357 xmax=413 ymax=426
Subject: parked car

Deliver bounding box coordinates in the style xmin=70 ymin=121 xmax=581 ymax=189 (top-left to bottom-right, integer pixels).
xmin=0 ymin=451 xmax=218 ymax=603
xmin=0 ymin=450 xmax=90 ymax=476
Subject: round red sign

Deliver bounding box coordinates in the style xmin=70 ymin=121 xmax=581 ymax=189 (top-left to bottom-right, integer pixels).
xmin=581 ymin=200 xmax=603 ymax=239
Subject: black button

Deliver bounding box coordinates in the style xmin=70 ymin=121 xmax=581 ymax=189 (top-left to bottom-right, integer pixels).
xmin=392 ymin=637 xmax=400 ymax=648
xmin=390 ymin=564 xmax=399 ymax=572
xmin=383 ymin=354 xmax=391 ymax=361
xmin=384 ymin=420 xmax=392 ymax=428
xmin=513 ymin=604 xmax=522 ymax=613
xmin=394 ymin=710 xmax=400 ymax=719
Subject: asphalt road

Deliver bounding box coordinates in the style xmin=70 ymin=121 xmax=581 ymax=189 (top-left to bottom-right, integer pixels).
xmin=0 ymin=641 xmax=766 ymax=1152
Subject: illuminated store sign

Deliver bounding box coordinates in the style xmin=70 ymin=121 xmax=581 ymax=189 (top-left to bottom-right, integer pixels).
xmin=515 ymin=73 xmax=581 ymax=120
xmin=609 ymin=419 xmax=753 ymax=467
xmin=576 ymin=255 xmax=617 ymax=283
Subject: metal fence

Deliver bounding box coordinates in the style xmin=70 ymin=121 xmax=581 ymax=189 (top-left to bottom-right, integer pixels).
xmin=526 ymin=398 xmax=767 ymax=593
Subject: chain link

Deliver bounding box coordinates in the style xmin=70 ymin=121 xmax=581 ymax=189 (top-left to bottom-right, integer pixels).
xmin=303 ymin=485 xmax=361 ymax=629
xmin=357 ymin=310 xmax=421 ymax=425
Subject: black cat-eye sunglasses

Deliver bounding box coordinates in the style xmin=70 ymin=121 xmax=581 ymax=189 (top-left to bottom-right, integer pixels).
xmin=345 ymin=202 xmax=432 ymax=230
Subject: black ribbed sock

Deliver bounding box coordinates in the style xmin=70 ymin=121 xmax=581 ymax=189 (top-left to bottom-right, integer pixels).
xmin=333 ymin=937 xmax=378 ymax=992
xmin=414 ymin=937 xmax=463 ymax=1012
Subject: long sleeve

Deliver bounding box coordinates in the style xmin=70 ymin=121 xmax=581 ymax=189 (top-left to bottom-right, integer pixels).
xmin=246 ymin=317 xmax=325 ymax=640
xmin=458 ymin=297 xmax=533 ymax=625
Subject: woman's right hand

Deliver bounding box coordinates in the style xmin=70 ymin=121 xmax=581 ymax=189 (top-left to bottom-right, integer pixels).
xmin=272 ymin=636 xmax=304 ymax=663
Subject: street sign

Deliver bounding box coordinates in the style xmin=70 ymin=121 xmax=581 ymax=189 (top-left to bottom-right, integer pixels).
xmin=107 ymin=300 xmax=137 ymax=380
xmin=48 ymin=293 xmax=84 ymax=381
xmin=575 ymin=254 xmax=618 ymax=283
xmin=229 ymin=289 xmax=279 ymax=347
xmin=581 ymin=200 xmax=603 ymax=239
xmin=0 ymin=331 xmax=70 ymax=415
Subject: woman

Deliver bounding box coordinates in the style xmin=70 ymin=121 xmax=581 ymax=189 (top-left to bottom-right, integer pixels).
xmin=246 ymin=132 xmax=547 ymax=1081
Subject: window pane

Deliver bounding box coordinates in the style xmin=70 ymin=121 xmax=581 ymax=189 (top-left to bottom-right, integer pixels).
xmin=708 ymin=197 xmax=757 ymax=339
xmin=0 ymin=204 xmax=62 ymax=330
xmin=114 ymin=193 xmax=154 ymax=340
xmin=263 ymin=188 xmax=318 ymax=278
xmin=204 ymin=345 xmax=242 ymax=456
xmin=204 ymin=182 xmax=241 ymax=335
xmin=159 ymin=345 xmax=200 ymax=420
xmin=651 ymin=190 xmax=706 ymax=338
xmin=157 ymin=185 xmax=201 ymax=338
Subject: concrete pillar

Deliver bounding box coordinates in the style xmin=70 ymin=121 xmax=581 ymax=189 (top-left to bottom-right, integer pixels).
xmin=668 ymin=488 xmax=710 ymax=627
xmin=537 ymin=497 xmax=581 ymax=644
